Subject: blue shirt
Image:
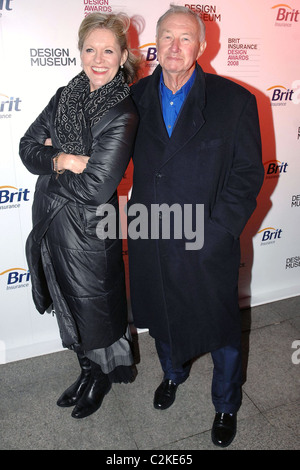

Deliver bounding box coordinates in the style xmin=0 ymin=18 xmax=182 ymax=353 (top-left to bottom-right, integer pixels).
xmin=159 ymin=69 xmax=196 ymax=137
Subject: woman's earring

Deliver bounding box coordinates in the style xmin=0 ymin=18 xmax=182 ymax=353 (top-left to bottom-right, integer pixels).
xmin=120 ymin=64 xmax=124 ymax=69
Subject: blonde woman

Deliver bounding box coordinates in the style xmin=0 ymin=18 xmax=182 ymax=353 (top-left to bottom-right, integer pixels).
xmin=20 ymin=13 xmax=139 ymax=419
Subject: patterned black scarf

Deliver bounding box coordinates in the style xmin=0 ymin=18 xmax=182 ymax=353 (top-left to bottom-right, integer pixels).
xmin=54 ymin=70 xmax=130 ymax=155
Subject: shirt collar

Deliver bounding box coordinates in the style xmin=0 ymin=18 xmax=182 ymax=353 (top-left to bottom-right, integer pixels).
xmin=160 ymin=67 xmax=196 ymax=100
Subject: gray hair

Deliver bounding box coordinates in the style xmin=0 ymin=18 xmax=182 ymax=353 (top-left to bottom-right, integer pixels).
xmin=156 ymin=5 xmax=206 ymax=44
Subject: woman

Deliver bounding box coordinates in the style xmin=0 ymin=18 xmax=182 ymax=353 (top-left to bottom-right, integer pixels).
xmin=19 ymin=13 xmax=139 ymax=419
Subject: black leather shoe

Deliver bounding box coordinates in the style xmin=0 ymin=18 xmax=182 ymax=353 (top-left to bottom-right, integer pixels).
xmin=153 ymin=379 xmax=178 ymax=410
xmin=57 ymin=354 xmax=91 ymax=407
xmin=211 ymin=412 xmax=237 ymax=447
xmin=71 ymin=375 xmax=111 ymax=419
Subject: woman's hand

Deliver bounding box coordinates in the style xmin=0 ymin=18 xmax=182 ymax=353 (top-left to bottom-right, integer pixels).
xmin=44 ymin=138 xmax=52 ymax=146
xmin=59 ymin=153 xmax=90 ymax=174
xmin=45 ymin=139 xmax=90 ymax=174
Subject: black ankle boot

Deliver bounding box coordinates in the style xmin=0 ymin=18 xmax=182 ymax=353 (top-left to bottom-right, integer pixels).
xmin=71 ymin=361 xmax=111 ymax=419
xmin=57 ymin=353 xmax=91 ymax=407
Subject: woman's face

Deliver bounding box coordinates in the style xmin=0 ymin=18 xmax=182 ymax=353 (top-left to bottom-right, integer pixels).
xmin=81 ymin=28 xmax=127 ymax=91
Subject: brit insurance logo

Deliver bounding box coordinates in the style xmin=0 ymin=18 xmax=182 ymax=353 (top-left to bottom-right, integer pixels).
xmin=0 ymin=0 xmax=13 ymax=16
xmin=0 ymin=186 xmax=30 ymax=210
xmin=139 ymin=42 xmax=158 ymax=70
xmin=0 ymin=267 xmax=31 ymax=291
xmin=0 ymin=94 xmax=22 ymax=119
xmin=257 ymin=226 xmax=283 ymax=246
xmin=272 ymin=4 xmax=299 ymax=27
xmin=264 ymin=159 xmax=288 ymax=179
xmin=267 ymin=82 xmax=300 ymax=106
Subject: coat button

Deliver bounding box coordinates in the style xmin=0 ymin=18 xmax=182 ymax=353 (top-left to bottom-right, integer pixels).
xmin=155 ymin=173 xmax=162 ymax=185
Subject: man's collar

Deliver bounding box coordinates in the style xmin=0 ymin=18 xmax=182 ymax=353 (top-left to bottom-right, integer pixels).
xmin=159 ymin=67 xmax=197 ymax=98
xmin=137 ymin=62 xmax=206 ymax=111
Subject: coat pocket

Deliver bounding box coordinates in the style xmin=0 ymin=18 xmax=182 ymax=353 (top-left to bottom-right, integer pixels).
xmin=77 ymin=204 xmax=101 ymax=239
xmin=77 ymin=202 xmax=120 ymax=245
xmin=198 ymin=137 xmax=224 ymax=149
xmin=76 ymin=204 xmax=86 ymax=232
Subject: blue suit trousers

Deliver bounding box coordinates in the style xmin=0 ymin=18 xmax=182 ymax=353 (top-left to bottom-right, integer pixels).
xmin=155 ymin=338 xmax=242 ymax=414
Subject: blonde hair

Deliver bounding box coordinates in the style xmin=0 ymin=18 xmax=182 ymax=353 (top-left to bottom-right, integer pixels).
xmin=78 ymin=12 xmax=140 ymax=84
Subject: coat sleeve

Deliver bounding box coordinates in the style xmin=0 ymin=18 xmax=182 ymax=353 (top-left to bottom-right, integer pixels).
xmin=49 ymin=108 xmax=139 ymax=205
xmin=210 ymin=94 xmax=264 ymax=239
xmin=19 ymin=92 xmax=62 ymax=175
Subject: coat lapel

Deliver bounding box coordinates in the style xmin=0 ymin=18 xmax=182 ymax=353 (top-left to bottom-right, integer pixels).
xmin=137 ymin=66 xmax=169 ymax=146
xmin=166 ymin=74 xmax=206 ymax=163
xmin=137 ymin=64 xmax=207 ymax=169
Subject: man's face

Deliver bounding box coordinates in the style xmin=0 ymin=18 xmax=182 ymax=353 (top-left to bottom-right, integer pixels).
xmin=156 ymin=13 xmax=206 ymax=76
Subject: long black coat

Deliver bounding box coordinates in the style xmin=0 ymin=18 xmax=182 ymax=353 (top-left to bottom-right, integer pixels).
xmin=128 ymin=64 xmax=264 ymax=367
xmin=20 ymin=88 xmax=138 ymax=352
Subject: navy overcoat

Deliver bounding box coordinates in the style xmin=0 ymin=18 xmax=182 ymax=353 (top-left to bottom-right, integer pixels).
xmin=128 ymin=64 xmax=264 ymax=367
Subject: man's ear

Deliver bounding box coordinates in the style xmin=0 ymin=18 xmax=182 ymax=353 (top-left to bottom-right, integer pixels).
xmin=197 ymin=40 xmax=207 ymax=59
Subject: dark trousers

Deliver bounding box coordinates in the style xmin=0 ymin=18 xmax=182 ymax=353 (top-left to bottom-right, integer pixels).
xmin=155 ymin=338 xmax=242 ymax=414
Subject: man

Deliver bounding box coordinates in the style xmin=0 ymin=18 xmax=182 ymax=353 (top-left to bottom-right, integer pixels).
xmin=128 ymin=6 xmax=264 ymax=447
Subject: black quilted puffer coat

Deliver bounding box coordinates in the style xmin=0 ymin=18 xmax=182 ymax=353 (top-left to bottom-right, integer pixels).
xmin=19 ymin=88 xmax=138 ymax=352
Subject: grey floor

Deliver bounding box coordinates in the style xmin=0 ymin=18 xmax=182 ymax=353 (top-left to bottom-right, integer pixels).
xmin=1 ymin=296 xmax=299 ymax=451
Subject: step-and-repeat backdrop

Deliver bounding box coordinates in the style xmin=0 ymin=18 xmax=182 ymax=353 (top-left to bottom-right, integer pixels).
xmin=1 ymin=0 xmax=299 ymax=363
